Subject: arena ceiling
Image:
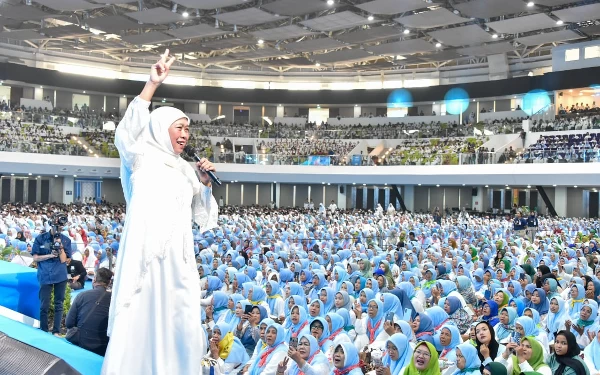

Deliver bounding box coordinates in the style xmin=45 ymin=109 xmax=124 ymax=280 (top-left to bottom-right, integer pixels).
xmin=0 ymin=0 xmax=598 ymax=74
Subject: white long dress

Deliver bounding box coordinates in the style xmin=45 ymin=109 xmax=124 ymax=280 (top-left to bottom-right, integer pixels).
xmin=101 ymin=97 xmax=218 ymax=375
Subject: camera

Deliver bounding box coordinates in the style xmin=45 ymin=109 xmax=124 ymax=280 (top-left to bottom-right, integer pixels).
xmin=49 ymin=215 xmax=68 ymax=250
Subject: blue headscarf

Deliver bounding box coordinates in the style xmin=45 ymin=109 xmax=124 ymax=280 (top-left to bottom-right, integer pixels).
xmin=359 ymin=288 xmax=375 ymax=313
xmin=334 ymin=266 xmax=349 ymax=292
xmin=212 ymin=291 xmax=230 ymax=322
xmin=206 ymin=276 xmax=223 ymax=296
xmin=482 ymin=300 xmax=500 ymax=327
xmin=366 ymin=299 xmax=385 ymax=343
xmin=397 ymin=320 xmax=414 ymax=341
xmin=224 ymin=294 xmax=244 ymax=326
xmin=509 ymin=297 xmax=526 ymax=316
xmin=333 ymin=343 xmax=363 ymax=375
xmin=452 ymin=343 xmax=481 ymax=375
xmin=445 ymin=296 xmax=463 ymax=315
xmin=496 ymin=307 xmax=517 ymax=341
xmin=382 ymin=293 xmax=403 ymax=318
xmin=547 ymin=296 xmax=569 ymax=340
xmin=525 ymin=288 xmax=549 ymax=315
xmin=384 ymin=333 xmax=412 ymax=375
xmin=515 ymin=316 xmax=539 ymax=337
xmin=213 ymin=321 xmax=250 ymax=365
xmin=266 ymin=280 xmax=283 ymax=313
xmin=250 ymin=285 xmax=267 ymax=305
xmin=414 ymin=313 xmax=435 ymax=344
xmin=308 ymin=299 xmax=325 ymax=320
xmin=287 ymin=334 xmax=329 ymax=375
xmin=435 ymin=324 xmax=461 ymax=361
xmin=320 ymin=287 xmax=335 ymax=313
xmin=248 ymin=323 xmax=287 ymax=375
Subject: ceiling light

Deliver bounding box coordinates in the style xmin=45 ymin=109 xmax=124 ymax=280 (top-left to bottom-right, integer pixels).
xmin=436 ymin=184 xmax=440 ymax=187
xmin=241 ymin=102 xmax=244 ymax=105
xmin=363 ymin=184 xmax=366 ymax=186
xmin=553 ymin=184 xmax=557 ymax=187
xmin=28 ymin=173 xmax=32 ymax=176
xmin=257 ymin=39 xmax=264 ymax=45
xmin=506 ymin=186 xmax=510 ymax=189
xmin=569 ymin=89 xmax=573 ymax=93
xmin=492 ymin=34 xmax=498 ymax=39
xmin=462 ymin=184 xmax=466 ymax=186
xmin=435 ymin=42 xmax=441 ymax=48
xmin=485 ymin=185 xmax=489 ymax=187
xmin=315 ymin=62 xmax=320 ymax=67
xmin=556 ymin=20 xmax=563 ymax=25
xmin=367 ymin=15 xmax=374 ymax=21
xmin=403 ymin=29 xmax=410 ymax=34
xmin=182 ymin=11 xmax=189 ymax=18
xmin=10 ymin=173 xmax=14 ymax=176
xmin=353 ymin=183 xmax=356 ymax=185
xmin=527 ymin=185 xmax=531 ymax=188
xmin=327 ymin=0 xmax=334 ymax=5
xmin=527 ymin=1 xmax=534 ymax=6
xmin=528 ymin=71 xmax=533 ymax=76
xmin=83 ymin=91 xmax=86 ymax=93
xmin=574 ymin=185 xmax=578 ymax=188
xmin=73 ymin=175 xmax=77 ymax=177
xmin=418 ymin=183 xmax=422 ymax=186
xmin=54 ymin=175 xmax=58 ymax=178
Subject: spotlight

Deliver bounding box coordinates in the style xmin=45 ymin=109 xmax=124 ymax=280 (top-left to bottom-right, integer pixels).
xmin=403 ymin=29 xmax=410 ymax=35
xmin=492 ymin=34 xmax=498 ymax=39
xmin=182 ymin=11 xmax=189 ymax=18
xmin=327 ymin=0 xmax=334 ymax=5
xmin=556 ymin=20 xmax=563 ymax=25
xmin=527 ymin=1 xmax=534 ymax=6
xmin=435 ymin=42 xmax=441 ymax=48
xmin=257 ymin=39 xmax=264 ymax=45
xmin=315 ymin=62 xmax=321 ymax=67
xmin=368 ymin=15 xmax=374 ymax=21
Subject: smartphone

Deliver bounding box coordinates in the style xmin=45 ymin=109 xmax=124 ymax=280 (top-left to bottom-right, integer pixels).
xmin=385 ymin=312 xmax=394 ymax=323
xmin=373 ymin=357 xmax=383 ymax=367
xmin=289 ymin=337 xmax=298 ymax=349
xmin=512 ymin=332 xmax=521 ymax=345
xmin=259 ymin=254 xmax=264 ymax=263
xmin=244 ymin=305 xmax=253 ymax=315
xmin=403 ymin=308 xmax=412 ymax=321
xmin=294 ymin=271 xmax=300 ymax=281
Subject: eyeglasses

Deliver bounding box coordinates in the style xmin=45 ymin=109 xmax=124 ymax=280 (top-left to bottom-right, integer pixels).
xmin=311 ymin=325 xmax=324 ymax=331
xmin=414 ymin=350 xmax=431 ymax=358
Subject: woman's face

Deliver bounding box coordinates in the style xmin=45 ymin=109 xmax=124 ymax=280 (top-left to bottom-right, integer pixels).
xmin=550 ymin=298 xmax=560 ymax=313
xmin=340 ymin=283 xmax=348 ymax=292
xmin=523 ymin=309 xmax=533 ymax=318
xmin=366 ymin=279 xmax=373 ymax=289
xmin=232 ymin=278 xmax=238 ymax=291
xmin=227 ymin=298 xmax=235 ymax=310
xmin=249 ymin=307 xmax=262 ymax=325
xmin=377 ymin=276 xmax=385 ymax=288
xmin=411 ymin=316 xmax=420 ymax=332
xmin=300 ymin=272 xmax=306 ymax=282
xmin=309 ymin=302 xmax=320 ymax=317
xmin=496 ymin=270 xmax=503 ymax=279
xmin=580 ymin=306 xmax=592 ymax=321
xmin=212 ymin=328 xmax=222 ymax=342
xmin=482 ymin=304 xmax=491 ymax=317
xmin=476 ymin=323 xmax=491 ymax=344
xmin=84 ymin=249 xmax=89 ymax=257
xmin=291 ymin=306 xmax=300 ymax=324
xmin=493 ymin=292 xmax=504 ymax=306
xmin=335 ymin=293 xmax=345 ymax=308
xmin=335 ymin=271 xmax=340 ymax=281
xmin=212 ymin=259 xmax=219 ymax=269
xmin=297 ymin=337 xmax=311 ymax=359
xmin=515 ymin=323 xmax=525 ymax=336
xmin=554 ymin=334 xmax=569 ymax=355
xmin=588 ymin=281 xmax=596 ymax=294
xmin=439 ymin=328 xmax=452 ymax=347
xmin=499 ymin=310 xmax=509 ymax=325
xmin=367 ymin=301 xmax=379 ymax=319
xmin=521 ymin=339 xmax=533 ymax=360
xmin=359 ymin=260 xmax=365 ymax=270
xmin=287 ymin=298 xmax=295 ymax=310
xmin=265 ymin=327 xmax=277 ymax=346
xmin=354 ymin=279 xmax=362 ymax=291
xmin=333 ymin=346 xmax=346 ymax=369
xmin=311 ymin=321 xmax=324 ymax=340
xmin=359 ymin=292 xmax=367 ymax=304
xmin=235 ymin=303 xmax=243 ymax=317
xmin=456 ymin=348 xmax=466 ymax=370
xmin=531 ymin=291 xmax=541 ymax=304
xmin=379 ymin=263 xmax=386 ymax=272
xmin=266 ymin=283 xmax=272 ymax=295
xmin=320 ymin=290 xmax=328 ymax=304
xmin=509 ymin=301 xmax=517 ymax=309
xmin=507 ymin=283 xmax=515 ymax=295
xmin=413 ymin=344 xmax=431 ymax=371
xmin=571 ymin=286 xmax=579 ymax=299
xmin=444 ymin=299 xmax=451 ymax=314
xmin=313 ymin=275 xmax=320 ymax=286
xmin=543 ymin=281 xmax=550 ymax=293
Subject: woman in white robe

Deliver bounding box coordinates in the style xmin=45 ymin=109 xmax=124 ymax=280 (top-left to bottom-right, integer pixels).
xmin=101 ymin=50 xmax=218 ymax=375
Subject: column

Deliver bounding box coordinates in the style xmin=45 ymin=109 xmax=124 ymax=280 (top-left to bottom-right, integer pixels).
xmin=9 ymin=177 xmax=15 ymax=202
xmin=373 ymin=187 xmax=379 ymax=209
xmin=225 ymin=184 xmax=229 ymax=205
xmin=353 ymin=106 xmax=361 ymax=118
xmin=362 ymin=187 xmax=367 ymax=209
xmin=351 ymin=186 xmax=356 ymax=209
xmin=96 ymin=181 xmax=102 ymax=203
xmin=240 ymin=184 xmax=244 ymax=206
xmin=384 ymin=187 xmax=390 ymax=207
xmin=200 ymin=102 xmax=207 ymax=115
xmin=403 ymin=185 xmax=414 ymax=212
xmin=500 ymin=189 xmax=505 ymax=210
xmin=34 ymin=87 xmax=43 ymax=100
xmin=337 ymin=184 xmax=346 ymax=210
xmin=292 ymin=185 xmax=296 ymax=207
xmin=119 ymin=96 xmax=128 ymax=114
xmin=308 ymin=186 xmax=312 ymax=202
xmin=276 ymin=105 xmax=284 ymax=117
xmin=63 ymin=176 xmax=74 ymax=204
xmin=36 ymin=179 xmax=42 ymax=202
xmin=472 ymin=186 xmax=484 ymax=212
xmin=23 ymin=179 xmax=29 ymax=202
xmin=255 ymin=184 xmax=259 ymax=205
xmin=525 ymin=189 xmax=531 ymax=209
xmin=275 ymin=183 xmax=281 ymax=208
xmin=322 ymin=186 xmax=326 ymax=206
xmin=554 ymin=186 xmax=567 ymax=217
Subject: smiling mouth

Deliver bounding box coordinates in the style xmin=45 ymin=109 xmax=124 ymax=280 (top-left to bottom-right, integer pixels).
xmin=416 ymin=359 xmax=425 ymax=366
xmin=176 ymin=140 xmax=186 ymax=147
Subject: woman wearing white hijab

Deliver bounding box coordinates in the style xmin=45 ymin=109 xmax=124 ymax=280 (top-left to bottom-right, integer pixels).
xmin=102 ymin=50 xmax=218 ymax=375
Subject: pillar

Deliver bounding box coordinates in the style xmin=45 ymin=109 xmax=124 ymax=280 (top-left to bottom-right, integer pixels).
xmin=353 ymin=106 xmax=361 ymax=118
xmin=200 ymin=102 xmax=207 ymax=115
xmin=362 ymin=187 xmax=367 ymax=209
xmin=9 ymin=177 xmax=15 ymax=202
xmin=293 ymin=185 xmax=296 ymax=207
xmin=276 ymin=105 xmax=284 ymax=118
xmin=34 ymin=87 xmax=43 ymax=100
xmin=225 ymin=184 xmax=229 ymax=205
xmin=404 ymin=185 xmax=415 ymax=212
xmin=337 ymin=184 xmax=346 ymax=210
xmin=23 ymin=179 xmax=28 ymax=202
xmin=240 ymin=184 xmax=244 ymax=206
xmin=275 ymin=183 xmax=281 ymax=208
xmin=36 ymin=179 xmax=42 ymax=202
xmin=374 ymin=187 xmax=379 ymax=208
xmin=63 ymin=176 xmax=74 ymax=204
xmin=554 ymin=186 xmax=567 ymax=217
xmin=351 ymin=186 xmax=356 ymax=209
xmin=500 ymin=189 xmax=505 ymax=210
xmin=119 ymin=96 xmax=128 ymax=114
xmin=384 ymin=187 xmax=390 ymax=207
xmin=255 ymin=184 xmax=259 ymax=205
xmin=472 ymin=186 xmax=484 ymax=212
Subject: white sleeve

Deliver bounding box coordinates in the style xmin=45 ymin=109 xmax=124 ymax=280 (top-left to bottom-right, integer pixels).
xmin=495 ymin=354 xmax=513 ymax=374
xmin=114 ymin=96 xmax=151 ymax=168
xmin=518 ymin=362 xmax=552 ymax=375
xmin=298 ymin=360 xmax=331 ymax=375
xmin=275 ymin=298 xmax=285 ymax=319
xmin=354 ymin=316 xmax=367 ymax=335
xmin=261 ymin=351 xmax=288 ymax=375
xmin=193 ymin=183 xmax=219 ymax=232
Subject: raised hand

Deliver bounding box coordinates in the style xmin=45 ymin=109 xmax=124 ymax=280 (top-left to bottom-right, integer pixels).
xmin=150 ymin=49 xmax=176 ymax=85
xmin=277 ymin=357 xmax=290 ymax=373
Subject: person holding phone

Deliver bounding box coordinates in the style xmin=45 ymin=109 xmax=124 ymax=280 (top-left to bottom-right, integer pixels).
xmin=497 ymin=336 xmax=551 ymax=375
xmin=236 ymin=304 xmax=268 ymax=357
xmin=276 ymin=333 xmax=329 ymax=375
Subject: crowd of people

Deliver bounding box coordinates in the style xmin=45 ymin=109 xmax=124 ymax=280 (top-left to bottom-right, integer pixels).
xmin=385 ymin=137 xmax=486 ymax=166
xmin=530 ymin=117 xmax=599 ymax=132
xmin=0 ymin=119 xmax=86 ymax=155
xmin=558 ymin=102 xmax=600 ymax=116
xmin=2 ymin=200 xmax=600 ymax=375
xmin=513 ymin=133 xmax=600 ymax=163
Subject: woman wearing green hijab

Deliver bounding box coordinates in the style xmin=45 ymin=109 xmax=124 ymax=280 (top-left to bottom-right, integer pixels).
xmin=404 ymin=341 xmax=440 ymax=375
xmin=496 ymin=336 xmax=551 ymax=375
xmin=359 ymin=258 xmax=373 ymax=279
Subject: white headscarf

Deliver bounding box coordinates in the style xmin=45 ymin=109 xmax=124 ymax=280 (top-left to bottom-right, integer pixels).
xmin=148 ymin=106 xmax=190 ymax=156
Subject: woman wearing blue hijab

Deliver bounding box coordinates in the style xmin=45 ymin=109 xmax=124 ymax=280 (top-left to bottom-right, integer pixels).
xmin=283 ymin=305 xmax=309 ymax=342
xmin=436 ymin=324 xmax=461 ymax=364
xmin=247 ymin=323 xmax=288 ymax=375
xmin=508 ymin=298 xmax=526 ymax=316
xmin=210 ymin=321 xmax=250 ymax=372
xmin=481 ymin=300 xmax=500 ymax=328
xmin=358 ymin=288 xmax=375 ymax=313
xmin=383 ymin=333 xmax=413 ymax=375
xmin=330 ymin=343 xmax=363 ymax=375
xmin=277 ymin=333 xmax=329 ymax=375
xmin=444 ymin=296 xmax=470 ymax=334
xmin=205 ymin=275 xmax=223 ymax=297
xmin=334 ymin=266 xmax=350 ymax=292
xmin=319 ymin=287 xmax=336 ymax=314
xmin=309 ymin=273 xmax=327 ymax=302
xmin=222 ymin=294 xmax=244 ymax=327
xmin=568 ymin=284 xmax=586 ymax=320
xmin=308 ymin=299 xmax=325 ymax=322
xmin=335 ymin=308 xmax=357 ymax=341
xmin=266 ymin=280 xmax=285 ymax=321
xmin=495 ymin=307 xmax=517 ymax=343
xmin=356 ymin=298 xmax=386 ymax=346
xmin=414 ymin=313 xmax=435 ymax=344
xmin=452 ymin=343 xmax=481 ymax=375
xmin=211 ymin=291 xmax=230 ymax=323
xmin=547 ymin=296 xmax=569 ymax=341
xmin=526 ymin=288 xmax=550 ymax=316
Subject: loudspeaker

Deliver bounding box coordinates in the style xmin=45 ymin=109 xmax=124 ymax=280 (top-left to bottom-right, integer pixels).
xmin=0 ymin=332 xmax=81 ymax=375
xmin=472 ymin=187 xmax=478 ymax=196
xmin=340 ymin=186 xmax=345 ymax=194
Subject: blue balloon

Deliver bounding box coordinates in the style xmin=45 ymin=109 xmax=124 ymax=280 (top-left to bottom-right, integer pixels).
xmin=387 ymin=89 xmax=413 ymax=108
xmin=444 ymin=88 xmax=469 ymax=115
xmin=522 ymin=89 xmax=551 ymax=116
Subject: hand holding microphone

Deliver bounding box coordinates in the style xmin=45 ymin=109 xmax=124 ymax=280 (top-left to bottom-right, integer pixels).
xmin=184 ymin=146 xmax=222 ymax=186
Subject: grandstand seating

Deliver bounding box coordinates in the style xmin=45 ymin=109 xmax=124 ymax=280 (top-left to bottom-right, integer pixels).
xmin=514 ymin=132 xmax=600 ymax=163
xmin=385 ymin=137 xmax=487 ymax=166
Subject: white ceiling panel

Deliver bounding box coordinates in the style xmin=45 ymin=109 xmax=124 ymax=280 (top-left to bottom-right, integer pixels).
xmin=250 ymin=25 xmax=316 ymax=41
xmin=40 ymin=25 xmax=94 ymax=39
xmin=486 ymin=13 xmax=557 ymax=34
xmin=356 ymin=0 xmax=435 ymax=15
xmin=121 ymin=31 xmax=178 ymax=45
xmin=284 ymin=38 xmax=347 ymax=53
xmin=0 ymin=29 xmax=45 ymax=41
xmin=166 ymin=24 xmax=227 ymax=40
xmin=214 ymin=8 xmax=285 ymax=26
xmin=173 ymin=0 xmax=248 ymax=9
xmin=457 ymin=42 xmax=517 ymax=56
xmin=428 ymin=25 xmax=494 ymax=46
xmin=300 ymin=11 xmax=376 ymax=32
xmin=230 ymin=47 xmax=290 ymax=60
xmin=552 ymin=3 xmax=600 ymax=23
xmin=0 ymin=5 xmax=54 ymax=21
xmin=516 ymin=29 xmax=583 ymax=45
xmin=315 ymin=49 xmax=376 ymax=64
xmin=126 ymin=7 xmax=186 ymax=24
xmin=34 ymin=0 xmax=104 ymax=11
xmin=534 ymin=0 xmax=580 ymax=5
xmin=395 ymin=8 xmax=470 ymax=29
xmin=86 ymin=15 xmax=142 ymax=33
xmin=367 ymin=38 xmax=436 ymax=56
xmin=579 ymin=25 xmax=600 ymax=36
xmin=335 ymin=26 xmax=399 ymax=44
xmin=454 ymin=0 xmax=535 ymax=18
xmin=262 ymin=0 xmax=332 ymax=16
xmin=199 ymin=36 xmax=257 ymax=50
xmin=418 ymin=50 xmax=464 ymax=62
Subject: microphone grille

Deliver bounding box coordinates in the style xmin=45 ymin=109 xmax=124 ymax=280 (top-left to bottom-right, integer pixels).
xmin=183 ymin=145 xmax=194 ymax=157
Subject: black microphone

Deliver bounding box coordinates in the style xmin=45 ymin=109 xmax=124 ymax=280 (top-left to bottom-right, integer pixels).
xmin=183 ymin=146 xmax=222 ymax=186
